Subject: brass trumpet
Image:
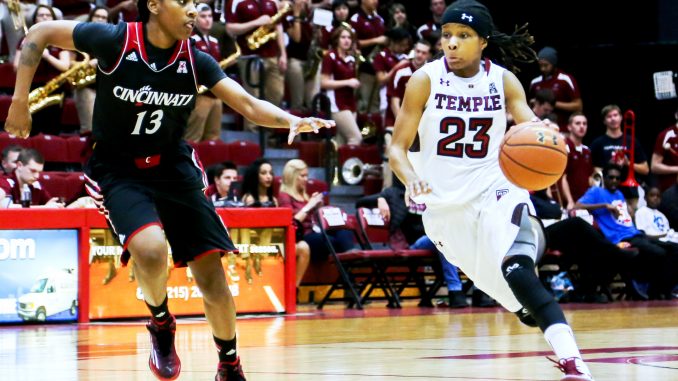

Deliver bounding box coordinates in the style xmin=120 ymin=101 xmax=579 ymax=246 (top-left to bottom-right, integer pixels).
xmin=246 ymin=2 xmax=291 ymax=51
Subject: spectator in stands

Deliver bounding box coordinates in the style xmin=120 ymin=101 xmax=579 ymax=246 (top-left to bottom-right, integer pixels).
xmin=184 ymin=3 xmax=223 ymax=143
xmin=660 ymin=183 xmax=678 ymax=231
xmin=226 ymin=0 xmax=286 ymax=133
xmin=52 ymin=0 xmax=91 ymax=20
xmin=373 ymin=27 xmax=410 ymax=118
xmin=383 ymin=39 xmax=431 ymax=188
xmin=386 ymin=3 xmax=416 ymax=40
xmin=241 ymin=158 xmax=278 ymax=207
xmin=320 ymin=25 xmax=363 ymax=145
xmin=319 ymin=0 xmax=351 ymax=50
xmin=528 ymin=46 xmax=582 ymax=132
xmin=206 ymin=161 xmax=242 ymax=206
xmin=636 ymin=186 xmax=678 ymax=243
xmin=284 ymin=0 xmax=319 ymax=111
xmin=416 ymin=0 xmax=444 ymax=42
xmin=106 ymin=0 xmax=138 ymax=24
xmin=72 ymin=6 xmax=111 ymax=135
xmin=563 ymin=112 xmax=594 ymax=203
xmin=278 ymin=159 xmax=314 ymax=287
xmin=1 ymin=144 xmax=22 ymax=177
xmin=532 ymin=192 xmax=630 ymax=303
xmin=13 ymin=5 xmax=71 ymax=136
xmin=357 ymin=179 xmax=497 ymax=308
xmin=350 ymin=0 xmax=386 ymax=113
xmin=650 ymin=107 xmax=678 ymax=192
xmin=0 ymin=148 xmax=64 ymax=208
xmin=531 ymin=88 xmax=556 ymax=121
xmin=590 ymin=104 xmax=649 ymax=214
xmin=0 ymin=0 xmax=33 ymax=61
xmin=278 ymin=159 xmax=354 ymax=283
xmin=575 ymin=164 xmax=678 ymax=300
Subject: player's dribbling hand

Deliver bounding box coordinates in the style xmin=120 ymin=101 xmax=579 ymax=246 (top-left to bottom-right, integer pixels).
xmin=288 ymin=117 xmax=336 ymax=144
xmin=404 ymin=179 xmax=431 ymax=207
xmin=5 ymin=100 xmax=32 ymax=138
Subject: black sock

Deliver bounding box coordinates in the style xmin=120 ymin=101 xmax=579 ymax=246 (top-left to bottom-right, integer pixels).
xmin=214 ymin=335 xmax=237 ymax=363
xmin=146 ymin=296 xmax=171 ymax=324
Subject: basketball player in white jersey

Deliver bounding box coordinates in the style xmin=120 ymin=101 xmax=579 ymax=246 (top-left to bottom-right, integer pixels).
xmin=389 ymin=1 xmax=594 ymax=380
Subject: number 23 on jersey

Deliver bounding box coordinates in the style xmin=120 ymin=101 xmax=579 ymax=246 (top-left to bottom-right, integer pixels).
xmin=437 ymin=117 xmax=492 ymax=158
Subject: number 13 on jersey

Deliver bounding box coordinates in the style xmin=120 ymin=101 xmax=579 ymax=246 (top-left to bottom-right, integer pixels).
xmin=131 ymin=110 xmax=164 ymax=135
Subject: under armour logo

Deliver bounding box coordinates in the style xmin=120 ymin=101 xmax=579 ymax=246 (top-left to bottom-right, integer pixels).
xmin=505 ymin=263 xmax=519 ymax=275
xmin=461 ymin=13 xmax=473 ymax=22
xmin=439 ymin=78 xmax=450 ymax=86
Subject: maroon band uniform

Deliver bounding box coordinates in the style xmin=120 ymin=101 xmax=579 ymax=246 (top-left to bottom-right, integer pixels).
xmin=565 ymin=138 xmax=594 ymax=202
xmin=226 ymin=0 xmax=280 ymax=57
xmin=653 ymin=125 xmax=678 ymax=191
xmin=349 ymin=8 xmax=384 ymax=74
xmin=321 ymin=49 xmax=357 ymax=112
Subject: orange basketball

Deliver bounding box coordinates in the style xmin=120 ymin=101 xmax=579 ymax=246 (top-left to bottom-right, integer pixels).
xmin=499 ymin=122 xmax=567 ymax=190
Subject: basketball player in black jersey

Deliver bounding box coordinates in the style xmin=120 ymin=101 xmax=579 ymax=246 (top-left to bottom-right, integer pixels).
xmin=5 ymin=0 xmax=333 ymax=379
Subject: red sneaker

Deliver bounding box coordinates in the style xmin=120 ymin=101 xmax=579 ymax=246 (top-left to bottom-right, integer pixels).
xmin=550 ymin=357 xmax=594 ymax=381
xmin=146 ymin=316 xmax=181 ymax=380
xmin=215 ymin=357 xmax=246 ymax=381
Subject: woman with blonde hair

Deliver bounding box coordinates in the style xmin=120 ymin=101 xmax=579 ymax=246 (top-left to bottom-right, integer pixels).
xmin=278 ymin=159 xmax=353 ymax=288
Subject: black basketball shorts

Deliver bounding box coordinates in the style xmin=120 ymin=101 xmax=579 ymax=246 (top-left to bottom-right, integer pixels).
xmin=84 ymin=149 xmax=236 ymax=267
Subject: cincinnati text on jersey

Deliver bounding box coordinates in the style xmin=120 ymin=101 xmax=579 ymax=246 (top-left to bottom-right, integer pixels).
xmin=113 ymin=85 xmax=194 ymax=107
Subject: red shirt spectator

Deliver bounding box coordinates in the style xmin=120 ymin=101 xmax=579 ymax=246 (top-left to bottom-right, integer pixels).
xmin=0 ymin=171 xmax=52 ymax=206
xmin=565 ymin=138 xmax=594 ymax=202
xmin=417 ymin=21 xmax=439 ymax=41
xmin=106 ymin=0 xmax=139 ymax=23
xmin=191 ymin=31 xmax=222 ymax=98
xmin=652 ymin=124 xmax=678 ymax=191
xmin=372 ymin=47 xmax=403 ymax=113
xmin=349 ymin=7 xmax=384 ymax=74
xmin=385 ymin=61 xmax=415 ymax=127
xmin=278 ymin=191 xmax=314 ymax=235
xmin=226 ymin=0 xmax=280 ymax=57
xmin=321 ymin=49 xmax=357 ymax=112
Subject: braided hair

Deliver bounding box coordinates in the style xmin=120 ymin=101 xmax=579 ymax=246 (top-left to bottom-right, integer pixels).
xmin=445 ymin=0 xmax=537 ymax=73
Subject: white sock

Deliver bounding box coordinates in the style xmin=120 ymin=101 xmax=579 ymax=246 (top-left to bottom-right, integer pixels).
xmin=544 ymin=323 xmax=591 ymax=375
xmin=544 ymin=323 xmax=582 ymax=360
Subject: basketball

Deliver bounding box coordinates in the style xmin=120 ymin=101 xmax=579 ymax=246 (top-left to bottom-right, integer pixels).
xmin=499 ymin=122 xmax=568 ymax=190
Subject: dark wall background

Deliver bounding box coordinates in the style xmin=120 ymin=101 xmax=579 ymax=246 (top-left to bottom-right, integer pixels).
xmin=399 ymin=0 xmax=678 ymax=159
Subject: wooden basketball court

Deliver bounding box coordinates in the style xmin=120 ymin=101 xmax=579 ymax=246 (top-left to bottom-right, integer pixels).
xmin=2 ymin=301 xmax=677 ymax=380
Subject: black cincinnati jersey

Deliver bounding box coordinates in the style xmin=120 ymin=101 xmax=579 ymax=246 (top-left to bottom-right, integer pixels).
xmin=73 ymin=22 xmax=226 ymax=159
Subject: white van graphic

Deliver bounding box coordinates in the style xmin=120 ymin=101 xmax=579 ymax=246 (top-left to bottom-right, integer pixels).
xmin=16 ymin=269 xmax=78 ymax=321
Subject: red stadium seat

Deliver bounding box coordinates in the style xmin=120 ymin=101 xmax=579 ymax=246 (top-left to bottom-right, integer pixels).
xmin=296 ymin=140 xmax=326 ymax=168
xmin=0 ymin=63 xmax=16 ymax=91
xmin=39 ymin=171 xmax=86 ymax=203
xmin=65 ymin=135 xmax=90 ymax=164
xmin=226 ymin=140 xmax=261 ymax=166
xmin=194 ymin=140 xmax=230 ymax=167
xmin=60 ymin=98 xmax=80 ymax=128
xmin=0 ymin=131 xmax=29 ymax=153
xmin=28 ymin=134 xmax=69 ymax=163
xmin=0 ymin=95 xmax=12 ymax=123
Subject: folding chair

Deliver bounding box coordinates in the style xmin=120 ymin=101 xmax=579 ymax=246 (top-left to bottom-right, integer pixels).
xmin=315 ymin=206 xmax=400 ymax=309
xmin=355 ymin=207 xmax=443 ymax=307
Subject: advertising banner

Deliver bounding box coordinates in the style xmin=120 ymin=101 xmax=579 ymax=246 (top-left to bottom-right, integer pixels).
xmin=89 ymin=227 xmax=286 ymax=319
xmin=0 ymin=230 xmax=79 ymax=323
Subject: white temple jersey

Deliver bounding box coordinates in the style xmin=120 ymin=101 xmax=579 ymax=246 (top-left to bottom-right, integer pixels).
xmin=408 ymin=57 xmax=508 ymax=208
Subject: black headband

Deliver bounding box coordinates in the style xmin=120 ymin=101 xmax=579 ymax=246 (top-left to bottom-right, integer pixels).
xmin=440 ymin=8 xmax=491 ymax=39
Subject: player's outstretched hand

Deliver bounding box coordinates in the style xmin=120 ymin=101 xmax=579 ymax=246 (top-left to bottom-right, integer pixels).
xmin=5 ymin=100 xmax=32 ymax=138
xmin=288 ymin=117 xmax=336 ymax=144
xmin=404 ymin=179 xmax=431 ymax=207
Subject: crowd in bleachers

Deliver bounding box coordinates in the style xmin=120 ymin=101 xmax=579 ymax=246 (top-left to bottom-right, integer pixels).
xmin=1 ymin=0 xmax=678 ymax=306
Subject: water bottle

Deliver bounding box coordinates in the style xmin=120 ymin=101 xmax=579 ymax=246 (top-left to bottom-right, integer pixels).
xmin=20 ymin=184 xmax=31 ymax=208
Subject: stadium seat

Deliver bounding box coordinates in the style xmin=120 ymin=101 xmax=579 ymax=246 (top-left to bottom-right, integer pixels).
xmin=0 ymin=95 xmax=12 ymax=123
xmin=0 ymin=131 xmax=28 ymax=152
xmin=194 ymin=140 xmax=230 ymax=167
xmin=39 ymin=171 xmax=86 ymax=204
xmin=28 ymin=134 xmax=69 ymax=164
xmin=65 ymin=135 xmax=90 ymax=165
xmin=60 ymin=98 xmax=80 ymax=128
xmin=0 ymin=63 xmax=16 ymax=92
xmin=296 ymin=140 xmax=326 ymax=167
xmin=226 ymin=140 xmax=261 ymax=166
